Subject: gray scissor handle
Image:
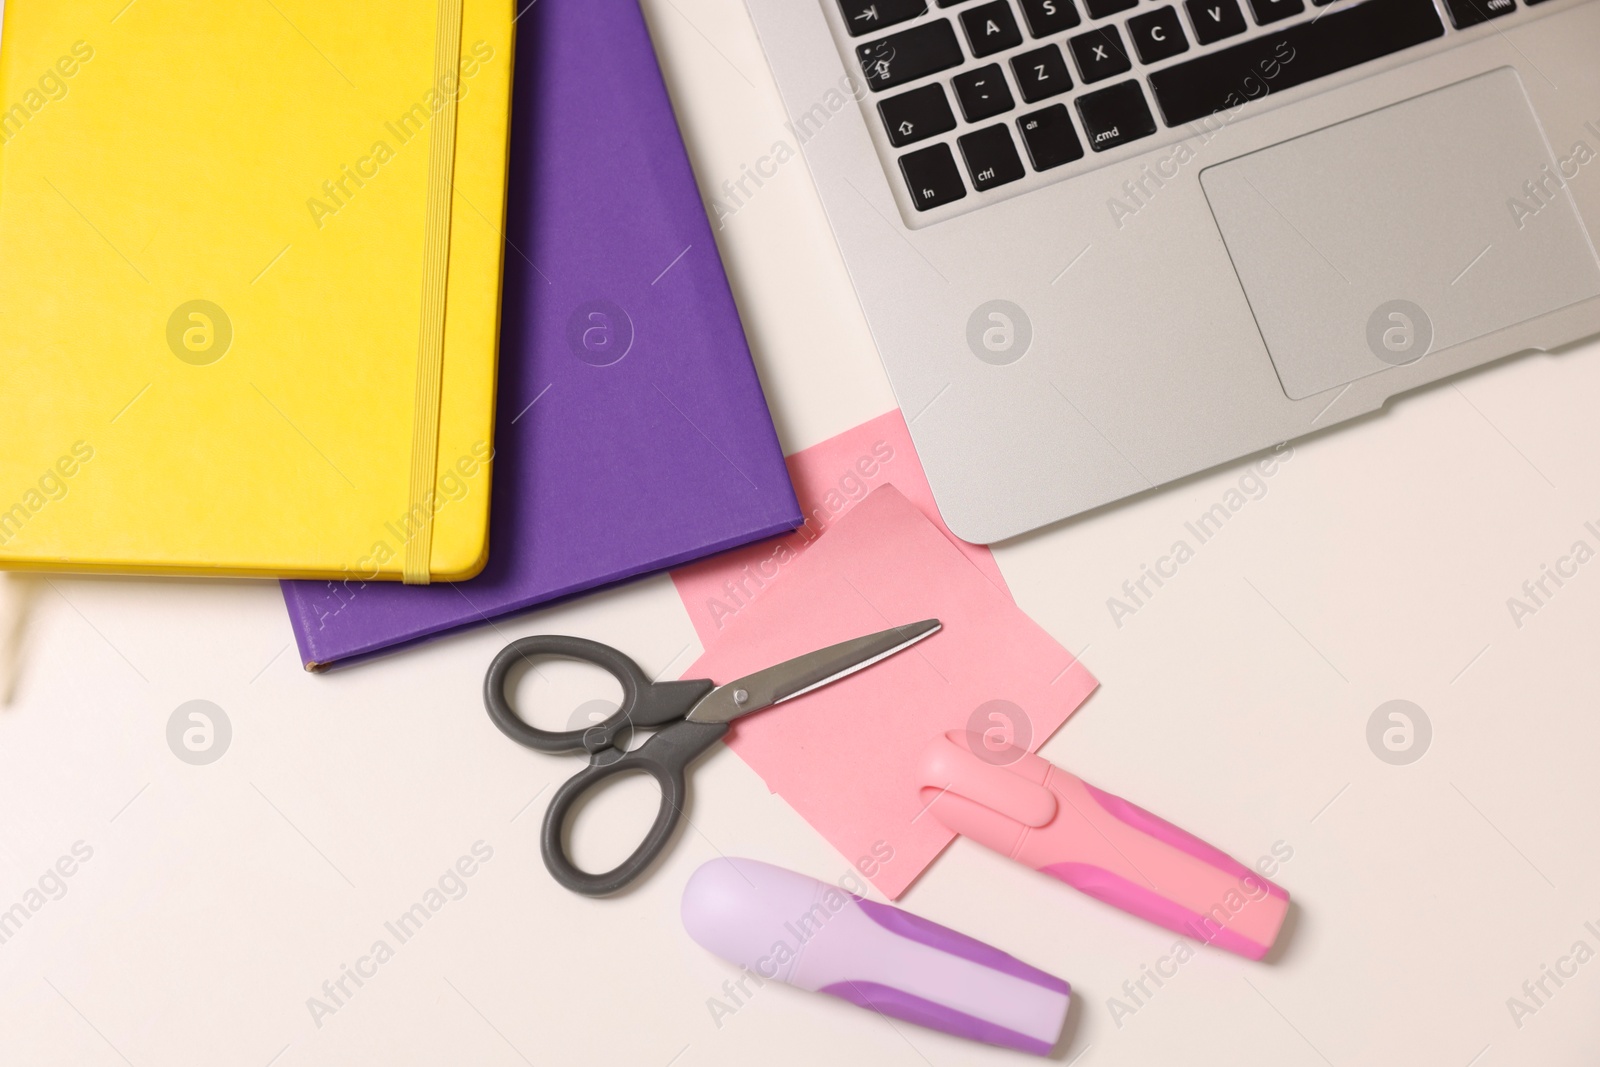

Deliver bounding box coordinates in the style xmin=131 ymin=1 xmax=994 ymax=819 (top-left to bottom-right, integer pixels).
xmin=540 ymin=717 xmax=729 ymax=896
xmin=483 ymin=634 xmax=712 ymax=754
xmin=482 ymin=633 xmax=725 ymax=895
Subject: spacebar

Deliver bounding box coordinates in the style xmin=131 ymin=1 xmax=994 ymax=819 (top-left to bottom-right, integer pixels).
xmin=1146 ymin=0 xmax=1445 ymax=127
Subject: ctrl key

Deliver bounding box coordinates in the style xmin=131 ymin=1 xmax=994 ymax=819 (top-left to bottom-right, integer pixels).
xmin=898 ymin=142 xmax=967 ymax=211
xmin=1075 ymin=80 xmax=1156 ymax=152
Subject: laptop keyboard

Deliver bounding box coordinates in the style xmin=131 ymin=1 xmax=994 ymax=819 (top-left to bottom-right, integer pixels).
xmin=831 ymin=0 xmax=1550 ymax=217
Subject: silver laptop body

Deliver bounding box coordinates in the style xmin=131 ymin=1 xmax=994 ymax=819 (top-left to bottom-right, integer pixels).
xmin=740 ymin=0 xmax=1600 ymax=541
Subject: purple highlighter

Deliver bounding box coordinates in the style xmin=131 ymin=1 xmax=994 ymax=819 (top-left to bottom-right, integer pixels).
xmin=681 ymin=858 xmax=1071 ymax=1056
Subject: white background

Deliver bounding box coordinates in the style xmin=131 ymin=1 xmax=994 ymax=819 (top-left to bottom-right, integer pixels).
xmin=3 ymin=0 xmax=1600 ymax=1064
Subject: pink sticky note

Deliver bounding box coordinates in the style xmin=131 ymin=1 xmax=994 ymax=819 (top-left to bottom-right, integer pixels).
xmin=684 ymin=485 xmax=1097 ymax=899
xmin=672 ymin=410 xmax=1007 ymax=645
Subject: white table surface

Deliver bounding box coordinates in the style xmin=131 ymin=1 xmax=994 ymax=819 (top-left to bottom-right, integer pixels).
xmin=4 ymin=2 xmax=1600 ymax=1064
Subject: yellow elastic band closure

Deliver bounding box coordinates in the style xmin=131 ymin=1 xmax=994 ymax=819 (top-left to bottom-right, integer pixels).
xmin=404 ymin=0 xmax=466 ymax=584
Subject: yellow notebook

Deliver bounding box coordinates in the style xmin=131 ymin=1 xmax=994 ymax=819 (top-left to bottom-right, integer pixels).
xmin=0 ymin=0 xmax=513 ymax=581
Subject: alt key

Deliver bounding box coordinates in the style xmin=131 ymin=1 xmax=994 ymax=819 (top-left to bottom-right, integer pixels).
xmin=1018 ymin=105 xmax=1084 ymax=170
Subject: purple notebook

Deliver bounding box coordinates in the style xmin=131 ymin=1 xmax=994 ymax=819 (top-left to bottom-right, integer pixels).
xmin=281 ymin=0 xmax=800 ymax=669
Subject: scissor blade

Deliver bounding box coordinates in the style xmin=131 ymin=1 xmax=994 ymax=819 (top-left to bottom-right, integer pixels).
xmin=684 ymin=619 xmax=941 ymax=724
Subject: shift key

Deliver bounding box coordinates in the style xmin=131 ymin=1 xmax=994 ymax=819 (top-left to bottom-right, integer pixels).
xmin=857 ymin=21 xmax=965 ymax=91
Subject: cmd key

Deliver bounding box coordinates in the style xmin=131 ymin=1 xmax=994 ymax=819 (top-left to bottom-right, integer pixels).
xmin=1076 ymin=80 xmax=1157 ymax=150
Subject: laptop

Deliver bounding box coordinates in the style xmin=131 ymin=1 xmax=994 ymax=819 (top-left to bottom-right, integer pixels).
xmin=740 ymin=0 xmax=1600 ymax=541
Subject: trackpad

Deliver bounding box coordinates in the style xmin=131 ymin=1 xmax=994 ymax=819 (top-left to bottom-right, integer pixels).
xmin=1201 ymin=67 xmax=1600 ymax=400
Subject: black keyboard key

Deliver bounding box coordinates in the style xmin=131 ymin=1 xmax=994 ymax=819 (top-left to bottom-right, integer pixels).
xmin=837 ymin=0 xmax=929 ymax=36
xmin=952 ymin=64 xmax=1017 ymax=121
xmin=958 ymin=124 xmax=1027 ymax=189
xmin=879 ymin=83 xmax=958 ymax=145
xmin=1011 ymin=45 xmax=1074 ymax=102
xmin=1246 ymin=0 xmax=1304 ymax=24
xmin=1184 ymin=0 xmax=1247 ymax=42
xmin=1148 ymin=0 xmax=1444 ymax=126
xmin=1085 ymin=0 xmax=1138 ymax=16
xmin=1076 ymin=80 xmax=1156 ymax=150
xmin=1019 ymin=0 xmax=1083 ymax=35
xmin=1068 ymin=26 xmax=1132 ymax=83
xmin=953 ymin=63 xmax=1016 ymax=120
xmin=1441 ymin=0 xmax=1515 ymax=26
xmin=857 ymin=21 xmax=964 ymax=91
xmin=961 ymin=1 xmax=1025 ymax=56
xmin=1127 ymin=7 xmax=1189 ymax=62
xmin=899 ymin=142 xmax=967 ymax=209
xmin=1018 ymin=104 xmax=1085 ymax=169
xmin=938 ymin=0 xmax=978 ymax=5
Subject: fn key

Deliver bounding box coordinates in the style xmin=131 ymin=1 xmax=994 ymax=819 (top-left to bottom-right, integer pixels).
xmin=899 ymin=143 xmax=967 ymax=211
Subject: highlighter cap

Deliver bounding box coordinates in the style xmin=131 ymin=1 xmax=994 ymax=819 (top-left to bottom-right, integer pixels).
xmin=915 ymin=730 xmax=1056 ymax=854
xmin=682 ymin=858 xmax=1071 ymax=1056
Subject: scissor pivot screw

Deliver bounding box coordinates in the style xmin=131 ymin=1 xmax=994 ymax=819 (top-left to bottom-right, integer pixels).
xmin=733 ymin=689 xmax=749 ymax=704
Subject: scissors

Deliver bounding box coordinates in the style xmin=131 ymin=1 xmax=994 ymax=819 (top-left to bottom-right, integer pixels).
xmin=483 ymin=619 xmax=942 ymax=896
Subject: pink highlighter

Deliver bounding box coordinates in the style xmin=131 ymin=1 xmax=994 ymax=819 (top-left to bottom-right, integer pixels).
xmin=917 ymin=731 xmax=1289 ymax=960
